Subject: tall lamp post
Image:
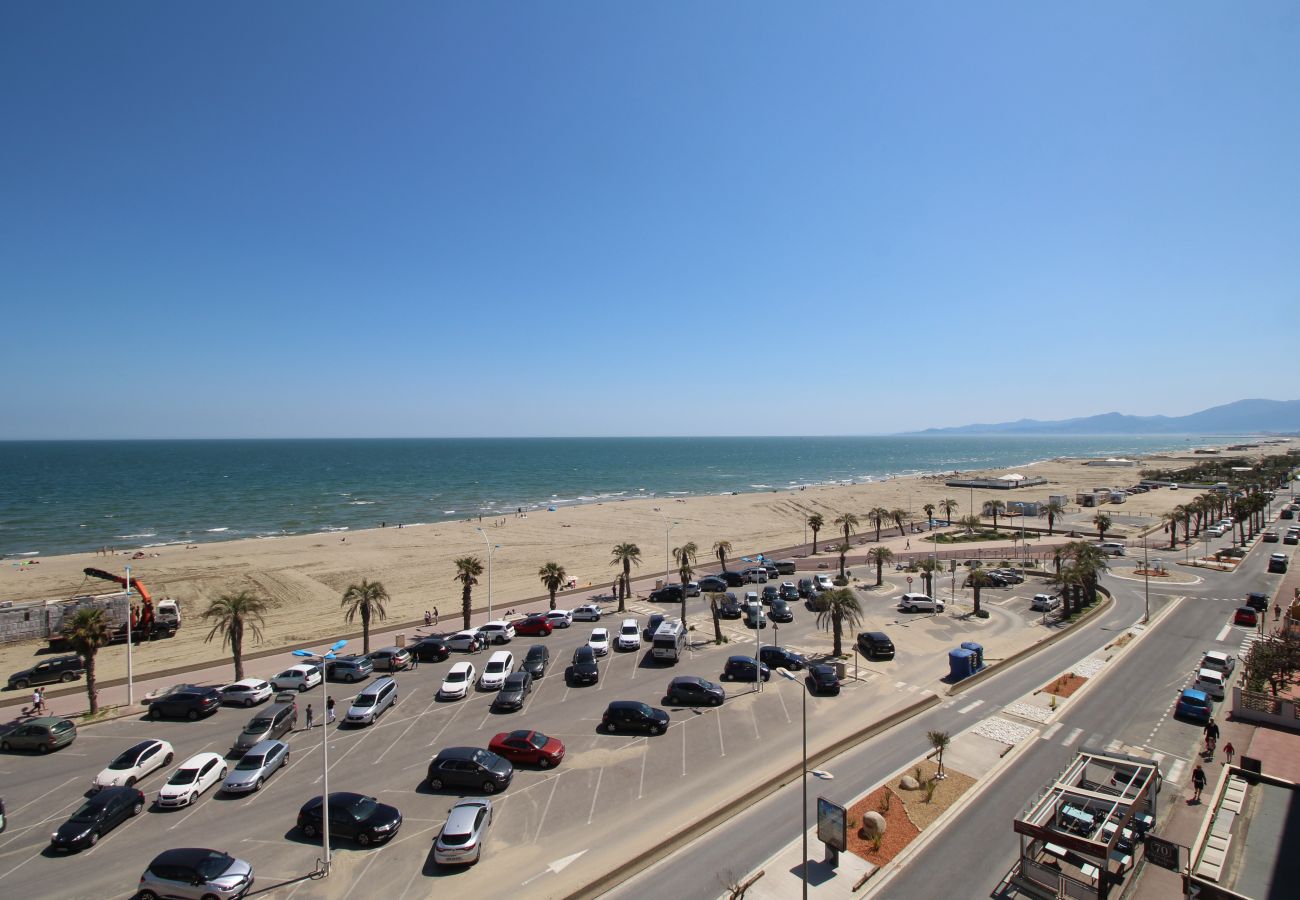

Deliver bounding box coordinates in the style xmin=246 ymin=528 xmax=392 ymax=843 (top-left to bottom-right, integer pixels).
xmin=654 ymin=508 xmax=676 ymax=588
xmin=124 ymin=565 xmax=135 ymax=707
xmin=291 ymin=639 xmax=347 ymax=876
xmin=1142 ymin=539 xmax=1150 ymax=623
xmin=775 ymin=667 xmax=833 ymax=900
xmin=474 ymin=528 xmax=501 ymax=621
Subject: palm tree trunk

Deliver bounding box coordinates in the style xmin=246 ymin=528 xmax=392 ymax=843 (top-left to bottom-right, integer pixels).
xmin=549 ymin=588 xmax=557 ymax=611
xmin=812 ymin=527 xmax=819 ymax=554
xmin=710 ymin=599 xmax=722 ymax=644
xmin=84 ymin=651 xmax=98 ymax=714
xmin=973 ymin=586 xmax=982 ymax=616
xmin=832 ymin=612 xmax=842 ymax=656
xmin=1048 ymin=514 xmax=1055 ymax=536
xmin=461 ymin=585 xmax=472 ymax=630
xmin=622 ymin=562 xmax=631 ymax=610
xmin=231 ymin=620 xmax=244 ymax=681
xmin=876 ymin=560 xmax=884 ymax=586
xmin=617 ymin=574 xmax=626 ymax=613
xmin=361 ymin=605 xmax=371 ymax=655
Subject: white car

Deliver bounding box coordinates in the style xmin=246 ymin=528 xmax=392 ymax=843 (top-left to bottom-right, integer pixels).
xmin=897 ymin=592 xmax=944 ymax=613
xmin=93 ymin=739 xmax=174 ymax=791
xmin=588 ymin=628 xmax=610 ymax=656
xmin=445 ymin=630 xmax=485 ymax=652
xmin=157 ymin=752 xmax=227 ymax=808
xmin=477 ymin=621 xmax=516 ymax=645
xmin=270 ymin=664 xmax=321 ymax=692
xmin=439 ymin=662 xmax=477 ymax=700
xmin=478 ymin=652 xmax=514 ymax=690
xmin=572 ymin=605 xmax=603 ymax=622
xmin=616 ymin=619 xmax=641 ymax=651
xmin=814 ymin=574 xmax=834 ymax=591
xmin=544 ymin=610 xmax=573 ymax=629
xmin=1031 ymin=594 xmax=1061 ymax=612
xmin=1200 ymin=650 xmax=1235 ymax=676
xmin=219 ymin=679 xmax=272 ymax=707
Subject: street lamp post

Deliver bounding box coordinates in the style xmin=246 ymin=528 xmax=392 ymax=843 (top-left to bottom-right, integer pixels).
xmin=475 ymin=528 xmax=501 ymax=621
xmin=655 ymin=509 xmax=676 ymax=588
xmin=124 ymin=565 xmax=134 ymax=707
xmin=291 ymin=639 xmax=347 ymax=876
xmin=776 ymin=667 xmax=833 ymax=900
xmin=1142 ymin=539 xmax=1150 ymax=623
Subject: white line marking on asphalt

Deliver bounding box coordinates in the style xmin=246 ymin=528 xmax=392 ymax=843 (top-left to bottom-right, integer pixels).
xmin=1041 ymin=723 xmax=1063 ymax=741
xmin=1106 ymin=739 xmax=1122 ymax=752
xmin=717 ymin=708 xmax=726 ymax=757
xmin=377 ymin=693 xmax=441 ymax=764
xmin=681 ymin=718 xmax=687 ymax=777
xmin=637 ymin=738 xmax=649 ymax=800
xmin=750 ymin=703 xmax=761 ymax=741
xmin=775 ymin=688 xmax=792 ymax=724
xmin=4 ymin=776 xmax=78 ymax=818
xmin=1167 ymin=759 xmax=1187 ymax=784
xmin=895 ymin=681 xmax=906 ymax=689
xmin=1215 ymin=623 xmax=1231 ymax=642
xmin=342 ymin=847 xmax=384 ymax=900
xmin=533 ymin=774 xmax=561 ymax=844
xmin=587 ymin=768 xmax=603 ymax=825
xmin=425 ymin=696 xmax=471 ymax=748
xmin=1062 ymin=727 xmax=1084 ymax=745
xmin=958 ymin=699 xmax=984 ymax=714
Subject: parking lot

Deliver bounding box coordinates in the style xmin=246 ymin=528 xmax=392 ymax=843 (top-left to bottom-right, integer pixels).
xmin=0 ymin=574 xmax=1057 ymax=899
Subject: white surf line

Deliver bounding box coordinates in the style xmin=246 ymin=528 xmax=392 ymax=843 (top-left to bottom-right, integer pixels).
xmin=1040 ymin=722 xmax=1063 ymax=742
xmin=587 ymin=767 xmax=604 ymax=825
xmin=958 ymin=699 xmax=985 ymax=714
xmin=533 ymin=775 xmax=561 ymax=844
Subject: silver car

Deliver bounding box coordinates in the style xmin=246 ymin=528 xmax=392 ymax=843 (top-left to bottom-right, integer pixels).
xmin=434 ymin=798 xmax=493 ymax=866
xmin=221 ymin=740 xmax=289 ymax=794
xmin=138 ymin=847 xmax=253 ymax=899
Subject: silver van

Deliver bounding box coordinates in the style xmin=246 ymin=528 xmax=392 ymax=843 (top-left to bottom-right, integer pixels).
xmin=347 ymin=676 xmax=398 ymax=726
xmin=1097 ymin=542 xmax=1127 ymax=557
xmin=234 ymin=702 xmax=297 ymax=754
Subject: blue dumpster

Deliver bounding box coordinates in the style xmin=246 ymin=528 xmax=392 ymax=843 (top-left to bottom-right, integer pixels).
xmin=948 ymin=648 xmax=976 ymax=681
xmin=961 ymin=641 xmax=985 ymax=671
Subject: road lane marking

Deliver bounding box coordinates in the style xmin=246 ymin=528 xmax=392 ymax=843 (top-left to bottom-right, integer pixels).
xmin=587 ymin=767 xmax=604 ymax=825
xmin=533 ymin=774 xmax=561 ymax=844
xmin=958 ymin=699 xmax=984 ymax=714
xmin=717 ymin=709 xmax=726 ymax=757
xmin=681 ymin=718 xmax=687 ymax=777
xmin=1214 ymin=623 xmax=1231 ymax=642
xmin=637 ymin=737 xmax=649 ymax=800
xmin=1040 ymin=723 xmax=1063 ymax=741
xmin=1062 ymin=727 xmax=1084 ymax=745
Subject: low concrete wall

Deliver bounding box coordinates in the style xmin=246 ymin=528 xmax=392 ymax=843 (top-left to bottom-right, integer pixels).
xmin=1231 ymin=686 xmax=1300 ymax=731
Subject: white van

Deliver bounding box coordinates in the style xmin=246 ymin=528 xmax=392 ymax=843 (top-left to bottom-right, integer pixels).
xmin=652 ymin=620 xmax=687 ymax=663
xmin=478 ymin=651 xmax=514 ymax=690
xmin=1193 ymin=668 xmax=1226 ymax=701
xmin=1097 ymin=542 xmax=1127 ymax=557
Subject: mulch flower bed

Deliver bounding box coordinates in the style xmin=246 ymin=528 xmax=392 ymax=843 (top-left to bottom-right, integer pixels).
xmin=1042 ymin=672 xmax=1088 ymax=698
xmin=845 ymin=786 xmax=919 ymax=868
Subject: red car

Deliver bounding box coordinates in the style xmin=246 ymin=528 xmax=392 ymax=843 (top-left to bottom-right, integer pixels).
xmin=514 ymin=615 xmax=554 ymax=637
xmin=1234 ymin=606 xmax=1258 ymax=627
xmin=488 ymin=730 xmax=565 ymax=769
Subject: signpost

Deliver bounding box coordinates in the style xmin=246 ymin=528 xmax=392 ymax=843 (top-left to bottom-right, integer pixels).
xmin=1144 ymin=835 xmax=1180 ymax=872
xmin=817 ymin=796 xmax=846 ymax=866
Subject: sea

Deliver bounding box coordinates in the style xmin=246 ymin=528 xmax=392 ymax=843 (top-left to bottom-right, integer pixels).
xmin=0 ymin=435 xmax=1222 ymax=559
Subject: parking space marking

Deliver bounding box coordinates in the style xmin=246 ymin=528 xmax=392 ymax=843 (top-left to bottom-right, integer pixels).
xmin=749 ymin=703 xmax=761 ymax=741
xmin=716 ymin=709 xmax=726 ymax=757
xmin=587 ymin=767 xmax=604 ymax=824
xmin=341 ymin=846 xmax=385 ymax=900
xmin=637 ymin=737 xmax=649 ymax=800
xmin=3 ymin=775 xmax=78 ymax=819
xmin=533 ymin=773 xmax=561 ymax=844
xmin=774 ymin=687 xmax=792 ymax=724
xmin=425 ymin=696 xmax=472 ymax=748
xmin=681 ymin=717 xmax=688 ymax=777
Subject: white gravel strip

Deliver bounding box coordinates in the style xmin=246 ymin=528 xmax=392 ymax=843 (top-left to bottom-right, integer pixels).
xmin=1071 ymin=657 xmax=1105 ymax=679
xmin=1003 ymin=701 xmax=1055 ymax=724
xmin=974 ymin=716 xmax=1037 ymax=745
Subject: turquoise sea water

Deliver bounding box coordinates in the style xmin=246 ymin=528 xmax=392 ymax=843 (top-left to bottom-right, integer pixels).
xmin=0 ymin=436 xmax=1217 ymax=558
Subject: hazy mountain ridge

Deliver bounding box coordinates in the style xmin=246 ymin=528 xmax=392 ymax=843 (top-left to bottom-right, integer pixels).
xmin=911 ymin=399 xmax=1300 ymax=435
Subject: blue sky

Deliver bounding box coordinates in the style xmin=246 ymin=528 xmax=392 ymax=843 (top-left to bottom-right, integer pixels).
xmin=2 ymin=2 xmax=1297 ymax=438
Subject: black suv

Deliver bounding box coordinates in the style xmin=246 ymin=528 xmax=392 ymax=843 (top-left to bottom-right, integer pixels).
xmin=720 ymin=571 xmax=745 ymax=587
xmin=7 ymin=655 xmax=84 ymax=690
xmin=649 ymin=584 xmax=685 ymax=603
xmin=665 ymin=676 xmax=725 ymax=706
xmin=768 ymin=599 xmax=794 ymax=622
xmin=642 ymin=613 xmax=667 ymax=640
xmin=758 ymin=646 xmax=806 ymax=671
xmin=409 ymin=637 xmax=451 ymax=663
xmin=601 ymin=700 xmax=670 ymax=735
xmin=426 ymin=746 xmax=514 ymax=793
xmin=568 ymin=646 xmax=600 ymax=685
xmin=520 ymin=644 xmax=550 ymax=679
xmin=717 ymin=594 xmax=743 ymax=619
xmin=722 ymin=656 xmax=770 ymax=682
xmin=697 ymin=576 xmax=728 ymax=593
xmin=298 ymin=792 xmax=402 ymax=845
xmin=857 ymin=631 xmax=895 ymax=660
xmin=761 ymin=585 xmax=780 ymax=605
xmin=148 ymin=686 xmax=222 ymax=721
xmin=1245 ymin=592 xmax=1269 ymax=613
xmin=797 ymin=578 xmax=815 ymax=597
xmin=806 ymin=664 xmax=841 ymax=695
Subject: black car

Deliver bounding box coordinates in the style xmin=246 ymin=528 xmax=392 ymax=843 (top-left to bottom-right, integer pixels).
xmin=779 ymin=583 xmax=800 ymax=601
xmin=642 ymin=613 xmax=667 ymax=641
xmin=768 ymin=599 xmax=794 ymax=623
xmin=409 ymin=637 xmax=451 ymax=663
xmin=568 ymin=646 xmax=600 ymax=685
xmin=1245 ymin=592 xmax=1269 ymax=613
xmin=649 ymin=584 xmax=685 ymax=603
xmin=856 ymin=631 xmax=895 ymax=660
xmin=426 ymin=746 xmax=514 ymax=793
xmin=717 ymin=594 xmax=743 ymax=619
xmin=720 ymin=571 xmax=746 ymax=588
xmin=492 ymin=672 xmax=532 ymax=711
xmin=7 ymin=655 xmax=84 ymax=690
xmin=797 ymin=578 xmax=815 ymax=598
xmin=148 ymin=687 xmax=222 ymax=721
xmin=520 ymin=644 xmax=550 ymax=679
xmin=805 ymin=592 xmax=828 ymax=612
xmin=758 ymin=646 xmax=806 ymax=671
xmin=50 ymin=786 xmax=144 ymax=851
xmin=984 ymin=572 xmax=1009 ymax=587
xmin=722 ymin=656 xmax=770 ymax=682
xmin=601 ymin=700 xmax=670 ymax=735
xmin=697 ymin=576 xmax=728 ymax=593
xmin=761 ymin=585 xmax=780 ymax=605
xmin=298 ymin=792 xmax=402 ymax=846
xmin=665 ymin=676 xmax=725 ymax=706
xmin=806 ymin=664 xmax=841 ymax=695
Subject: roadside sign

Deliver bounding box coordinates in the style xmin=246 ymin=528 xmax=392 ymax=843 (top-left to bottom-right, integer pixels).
xmin=1145 ymin=835 xmax=1181 ymax=871
xmin=816 ymin=797 xmax=847 ymax=852
xmin=907 ymin=577 xmax=913 ymax=585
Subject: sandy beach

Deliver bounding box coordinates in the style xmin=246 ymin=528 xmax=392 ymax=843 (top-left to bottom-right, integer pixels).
xmin=2 ymin=441 xmax=1291 ymax=685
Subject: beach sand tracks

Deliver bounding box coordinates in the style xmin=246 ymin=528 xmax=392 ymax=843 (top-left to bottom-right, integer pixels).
xmin=244 ymin=569 xmax=335 ymax=611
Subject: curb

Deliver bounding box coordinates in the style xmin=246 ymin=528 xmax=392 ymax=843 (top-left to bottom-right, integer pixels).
xmin=561 ymin=694 xmax=942 ymax=900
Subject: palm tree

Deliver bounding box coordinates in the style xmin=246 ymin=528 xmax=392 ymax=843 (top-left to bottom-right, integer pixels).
xmin=707 ymin=592 xmax=724 ymax=644
xmin=939 ymin=499 xmax=959 ymax=526
xmin=807 ymin=514 xmax=824 ymax=554
xmin=673 ymin=542 xmax=698 ymax=625
xmin=834 ymin=542 xmax=851 ymax=579
xmin=890 ymin=508 xmax=909 ymax=537
xmin=834 ymin=513 xmax=860 ymax=547
xmin=867 ymin=547 xmax=894 ymax=586
xmin=1093 ymin=513 xmax=1112 ymax=543
xmin=61 ymin=607 xmax=111 ymax=714
xmin=922 ymin=503 xmax=936 ymax=530
xmin=203 ymin=590 xmax=269 ymax=680
xmin=928 ymin=730 xmax=951 ymax=779
xmin=538 ymin=562 xmax=567 ymax=611
xmin=1163 ymin=510 xmax=1181 ymax=549
xmin=452 ymin=556 xmax=484 ymax=629
xmin=959 ymin=514 xmax=982 ymax=534
xmin=917 ymin=557 xmax=944 ymax=597
xmin=713 ymin=540 xmax=732 ymax=575
xmin=868 ymin=507 xmax=889 ymax=542
xmin=610 ymin=543 xmax=641 ymax=612
xmin=984 ymin=499 xmax=1006 ymax=532
xmin=1053 ymin=541 xmax=1109 ymax=615
xmin=340 ymin=580 xmax=389 ymax=655
xmin=1043 ymin=501 xmax=1064 ymax=536
xmin=815 ymin=588 xmax=863 ymax=657
xmin=964 ymin=565 xmax=997 ymax=616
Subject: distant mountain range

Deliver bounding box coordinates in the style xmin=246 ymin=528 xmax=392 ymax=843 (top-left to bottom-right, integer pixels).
xmin=910 ymin=399 xmax=1300 ymax=436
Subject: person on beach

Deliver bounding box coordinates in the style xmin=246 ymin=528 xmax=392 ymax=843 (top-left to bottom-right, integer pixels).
xmin=1223 ymin=741 xmax=1234 ymax=764
xmin=305 ymin=704 xmax=314 ymax=729
xmin=1191 ymin=764 xmax=1206 ymax=802
xmin=424 ymin=610 xmax=432 ymax=626
xmin=433 ymin=606 xmax=439 ymax=626
xmin=326 ymin=696 xmax=335 ymax=724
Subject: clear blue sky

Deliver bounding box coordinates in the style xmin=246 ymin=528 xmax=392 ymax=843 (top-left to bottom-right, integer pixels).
xmin=2 ymin=2 xmax=1297 ymax=438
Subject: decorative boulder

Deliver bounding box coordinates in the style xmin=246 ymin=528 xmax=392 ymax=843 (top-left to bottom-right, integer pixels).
xmin=899 ymin=775 xmax=921 ymax=791
xmin=860 ymin=811 xmax=887 ymax=838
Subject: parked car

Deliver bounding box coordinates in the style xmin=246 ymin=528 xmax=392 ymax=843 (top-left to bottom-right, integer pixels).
xmin=434 ymin=798 xmax=493 ymax=867
xmin=478 ymin=652 xmax=515 ymax=690
xmin=221 ymin=740 xmax=289 ymax=794
xmin=761 ymin=585 xmax=780 ymax=605
xmin=897 ymin=593 xmax=944 ymax=613
xmin=157 ymin=752 xmax=227 ymax=808
xmin=514 ymin=615 xmax=554 ymax=637
xmin=1284 ymin=531 xmax=1299 ymax=545
xmin=814 ymin=574 xmax=834 ymax=591
xmin=233 ymin=702 xmax=297 ymax=753
xmin=49 ymin=786 xmax=144 ymax=851
xmin=1031 ymin=594 xmax=1062 ymax=612
xmin=1234 ymin=606 xmax=1259 ymax=627
xmin=1262 ymin=531 xmax=1280 ymax=543
xmin=488 ymin=729 xmax=565 ymax=768
xmin=588 ymin=628 xmax=611 ymax=657
xmin=805 ymin=591 xmax=829 ymax=612
xmin=93 ymin=739 xmax=174 ymax=791
xmin=148 ymin=686 xmax=222 ymax=721
xmin=769 ymin=598 xmax=794 ymax=622
xmin=492 ymin=672 xmax=532 ymax=711
xmin=572 ymin=605 xmax=604 ymax=622
xmin=426 ymin=747 xmax=514 ymax=793
xmin=806 ymin=664 xmax=842 ymax=695
xmin=1175 ymin=688 xmax=1213 ymax=724
xmin=720 ymin=570 xmax=745 ymax=587
xmin=520 ymin=644 xmax=550 ymax=679
xmin=601 ymin=700 xmax=670 ymax=735
xmin=1200 ymin=650 xmax=1235 ymax=676
xmin=324 ymin=654 xmax=374 ymax=682
xmin=298 ymin=792 xmax=402 ymax=845
xmin=568 ymin=646 xmax=600 ymax=685
xmin=718 ymin=594 xmax=743 ymax=619
xmin=643 ymin=612 xmax=667 ymax=640
xmin=7 ymin=655 xmax=84 ymax=690
xmin=779 ymin=582 xmax=800 ymax=601
xmin=544 ymin=609 xmax=573 ymax=629
xmin=409 ymin=637 xmax=451 ymax=662
xmin=856 ymin=631 xmax=895 ymax=660
xmin=445 ymin=630 xmax=486 ymax=652
xmin=1267 ymin=553 xmax=1288 ymax=574
xmin=665 ymin=675 xmax=725 ymax=706
xmin=1193 ymin=668 xmax=1227 ymax=701
xmin=684 ymin=582 xmax=702 ymax=598
xmin=439 ymin=663 xmax=477 ymax=700
xmin=775 ymin=559 xmax=798 ymax=575
xmin=270 ymin=664 xmax=322 ymax=692
xmin=616 ymin=618 xmax=641 ymax=651
xmin=369 ymin=646 xmax=411 ymax=672
xmin=797 ymin=578 xmax=815 ymax=597
xmin=722 ymin=655 xmax=771 ymax=682
xmin=742 ymin=567 xmax=769 ymax=584
xmin=219 ymin=679 xmax=272 ymax=707
xmin=759 ymin=646 xmax=806 ymax=671
xmin=346 ymin=677 xmax=398 ymax=725
xmin=1 ymin=716 xmax=77 ymax=753
xmin=137 ymin=848 xmax=254 ymax=900
xmin=1244 ymin=592 xmax=1269 ymax=613
xmin=697 ymin=576 xmax=728 ymax=593
xmin=477 ymin=621 xmax=516 ymax=644
xmin=744 ymin=603 xmax=767 ymax=629
xmin=649 ymin=585 xmax=684 ymax=603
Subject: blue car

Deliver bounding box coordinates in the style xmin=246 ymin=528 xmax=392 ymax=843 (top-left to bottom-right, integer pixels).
xmin=1175 ymin=688 xmax=1212 ymax=723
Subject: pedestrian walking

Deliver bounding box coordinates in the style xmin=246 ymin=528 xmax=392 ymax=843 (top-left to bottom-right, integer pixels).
xmin=433 ymin=606 xmax=439 ymax=626
xmin=1191 ymin=764 xmax=1207 ymax=802
xmin=326 ymin=696 xmax=336 ymax=724
xmin=1205 ymin=718 xmax=1220 ymax=753
xmin=410 ymin=649 xmax=419 ymax=669
xmin=1276 ymin=603 xmax=1282 ymax=621
xmin=424 ymin=610 xmax=432 ymax=626
xmin=31 ymin=688 xmax=42 ymax=715
xmin=1223 ymin=741 xmax=1235 ymax=764
xmin=305 ymin=704 xmax=314 ymax=729
xmin=905 ymin=539 xmax=910 ymax=550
